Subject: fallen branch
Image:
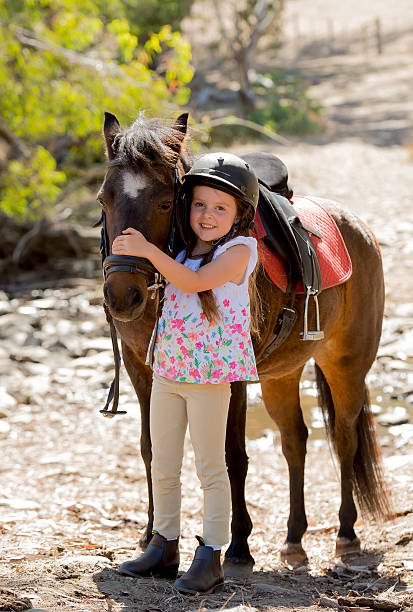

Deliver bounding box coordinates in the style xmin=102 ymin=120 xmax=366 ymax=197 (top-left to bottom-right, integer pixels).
xmin=318 ymin=595 xmax=341 ymax=609
xmin=55 ymin=164 xmax=106 ymax=211
xmin=12 ymin=218 xmax=48 ymax=267
xmin=193 ymin=116 xmax=290 ymax=144
xmin=337 ymin=595 xmax=402 ymax=611
xmin=9 ymin=217 xmax=98 ymax=268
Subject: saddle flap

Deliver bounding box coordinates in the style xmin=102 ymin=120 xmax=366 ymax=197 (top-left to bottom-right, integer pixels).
xmin=256 ymin=185 xmax=322 ymax=294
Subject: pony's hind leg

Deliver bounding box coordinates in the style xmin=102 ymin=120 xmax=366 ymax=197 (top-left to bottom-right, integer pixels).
xmin=315 ymin=364 xmax=362 ymax=554
xmin=315 ymin=363 xmax=390 ymax=556
xmin=224 ymin=381 xmax=255 ymax=577
xmin=261 ymin=367 xmax=308 ymax=565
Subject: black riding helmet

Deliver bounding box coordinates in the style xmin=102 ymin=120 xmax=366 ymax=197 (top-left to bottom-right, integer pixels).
xmin=177 ymin=152 xmax=259 ymax=247
xmin=182 ymin=152 xmax=259 ymax=210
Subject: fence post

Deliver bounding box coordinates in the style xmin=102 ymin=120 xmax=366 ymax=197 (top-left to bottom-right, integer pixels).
xmin=361 ymin=23 xmax=369 ymax=54
xmin=327 ymin=18 xmax=335 ymax=51
xmin=293 ymin=14 xmax=301 ymax=54
xmin=375 ymin=17 xmax=382 ymax=54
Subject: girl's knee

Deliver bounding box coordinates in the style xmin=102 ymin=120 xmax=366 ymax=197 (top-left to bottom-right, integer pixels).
xmin=196 ymin=464 xmax=230 ymax=490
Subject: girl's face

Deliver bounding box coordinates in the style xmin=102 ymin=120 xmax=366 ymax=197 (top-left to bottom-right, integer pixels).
xmin=190 ymin=185 xmax=239 ymax=249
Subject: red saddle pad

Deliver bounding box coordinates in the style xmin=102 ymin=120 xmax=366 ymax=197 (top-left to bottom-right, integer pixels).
xmin=251 ymin=195 xmax=352 ymax=293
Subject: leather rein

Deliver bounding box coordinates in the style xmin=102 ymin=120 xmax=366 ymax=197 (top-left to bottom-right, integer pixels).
xmin=98 ymin=158 xmax=181 ymax=417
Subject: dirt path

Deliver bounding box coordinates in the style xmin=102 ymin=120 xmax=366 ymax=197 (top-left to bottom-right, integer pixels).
xmin=1 ymin=3 xmax=413 ymax=610
xmin=0 ymin=149 xmax=412 ymax=612
xmin=0 ymin=274 xmax=412 ymax=611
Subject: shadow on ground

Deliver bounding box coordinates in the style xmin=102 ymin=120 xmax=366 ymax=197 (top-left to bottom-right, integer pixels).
xmin=91 ymin=546 xmax=405 ymax=611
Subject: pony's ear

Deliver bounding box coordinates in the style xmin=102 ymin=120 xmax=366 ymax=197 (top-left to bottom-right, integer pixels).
xmin=103 ymin=112 xmax=121 ymax=159
xmin=173 ymin=112 xmax=189 ymax=135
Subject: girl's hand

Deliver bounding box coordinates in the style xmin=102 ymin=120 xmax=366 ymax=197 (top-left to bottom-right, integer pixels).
xmin=112 ymin=228 xmax=151 ymax=258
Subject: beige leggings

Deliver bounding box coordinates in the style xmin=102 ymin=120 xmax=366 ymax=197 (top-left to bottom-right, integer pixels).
xmin=150 ymin=372 xmax=231 ymax=547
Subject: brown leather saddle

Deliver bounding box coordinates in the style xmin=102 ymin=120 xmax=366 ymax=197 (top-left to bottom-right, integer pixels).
xmin=241 ymin=152 xmax=325 ymax=358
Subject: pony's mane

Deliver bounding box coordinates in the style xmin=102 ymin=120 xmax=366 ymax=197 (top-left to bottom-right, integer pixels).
xmin=113 ymin=112 xmax=190 ymax=181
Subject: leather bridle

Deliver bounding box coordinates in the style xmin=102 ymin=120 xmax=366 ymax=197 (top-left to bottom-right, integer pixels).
xmin=99 ymin=158 xmax=182 ymax=295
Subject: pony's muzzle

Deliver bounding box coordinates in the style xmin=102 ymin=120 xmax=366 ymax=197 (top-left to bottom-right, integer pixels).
xmin=103 ymin=278 xmax=146 ymax=321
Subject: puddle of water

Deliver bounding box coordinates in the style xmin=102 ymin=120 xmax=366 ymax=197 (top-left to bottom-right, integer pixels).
xmin=246 ymin=382 xmax=413 ymax=441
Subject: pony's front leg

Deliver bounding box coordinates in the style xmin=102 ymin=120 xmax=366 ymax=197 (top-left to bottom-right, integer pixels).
xmin=261 ymin=368 xmax=308 ymax=566
xmin=122 ymin=342 xmax=154 ymax=548
xmin=224 ymin=381 xmax=255 ymax=577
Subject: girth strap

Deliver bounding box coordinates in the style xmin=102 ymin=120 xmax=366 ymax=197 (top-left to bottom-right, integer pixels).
xmin=256 ymin=279 xmax=297 ymax=363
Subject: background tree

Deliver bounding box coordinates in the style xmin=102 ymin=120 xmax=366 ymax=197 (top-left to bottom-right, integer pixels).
xmin=212 ymin=0 xmax=284 ymax=112
xmin=186 ymin=0 xmax=320 ymax=143
xmin=123 ymin=0 xmax=193 ymax=40
xmin=0 ymin=0 xmax=194 ymax=220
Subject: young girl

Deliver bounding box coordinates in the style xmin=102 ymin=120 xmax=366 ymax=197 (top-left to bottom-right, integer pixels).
xmin=113 ymin=152 xmax=259 ymax=594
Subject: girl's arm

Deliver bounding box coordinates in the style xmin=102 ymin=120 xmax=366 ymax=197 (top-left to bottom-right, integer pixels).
xmin=112 ymin=228 xmax=250 ymax=292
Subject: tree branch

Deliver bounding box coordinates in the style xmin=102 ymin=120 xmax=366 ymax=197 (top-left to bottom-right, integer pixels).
xmin=193 ymin=116 xmax=290 ymax=144
xmin=211 ymin=0 xmax=234 ymax=53
xmin=246 ymin=0 xmax=282 ymax=59
xmin=0 ymin=117 xmax=30 ymax=159
xmin=55 ymin=164 xmax=107 ymax=210
xmin=11 ymin=25 xmax=148 ymax=86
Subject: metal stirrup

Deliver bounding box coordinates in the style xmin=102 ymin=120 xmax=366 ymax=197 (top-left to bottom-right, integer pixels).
xmin=301 ymin=287 xmax=324 ymax=341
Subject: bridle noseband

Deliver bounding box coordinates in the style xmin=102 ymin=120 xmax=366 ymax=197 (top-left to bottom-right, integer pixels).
xmin=100 ymin=208 xmax=164 ymax=299
xmin=99 ymin=157 xmax=181 ymax=297
xmin=98 ymin=157 xmax=182 ymax=417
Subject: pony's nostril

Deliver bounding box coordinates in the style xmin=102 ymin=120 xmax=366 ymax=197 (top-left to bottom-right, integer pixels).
xmin=103 ymin=281 xmax=145 ymax=318
xmin=128 ymin=285 xmax=143 ymax=307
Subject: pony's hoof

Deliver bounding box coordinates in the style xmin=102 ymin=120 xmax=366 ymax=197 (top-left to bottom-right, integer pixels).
xmin=223 ymin=558 xmax=254 ymax=578
xmin=335 ymin=536 xmax=361 ymax=557
xmin=280 ymin=542 xmax=308 ymax=567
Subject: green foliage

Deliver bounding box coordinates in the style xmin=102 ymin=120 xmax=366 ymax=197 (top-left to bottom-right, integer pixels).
xmin=249 ymin=71 xmax=322 ymax=135
xmin=1 ymin=147 xmax=66 ymax=219
xmin=0 ymin=0 xmax=194 ymax=220
xmin=122 ymin=0 xmax=193 ymax=39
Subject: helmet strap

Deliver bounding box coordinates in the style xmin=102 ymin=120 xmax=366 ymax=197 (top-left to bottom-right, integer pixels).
xmin=209 ymin=222 xmax=238 ymax=247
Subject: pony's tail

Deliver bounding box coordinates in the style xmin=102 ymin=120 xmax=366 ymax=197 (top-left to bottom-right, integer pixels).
xmin=315 ymin=364 xmax=392 ymax=520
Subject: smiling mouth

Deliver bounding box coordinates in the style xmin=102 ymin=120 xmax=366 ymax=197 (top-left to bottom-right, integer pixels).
xmin=200 ymin=223 xmax=216 ymax=229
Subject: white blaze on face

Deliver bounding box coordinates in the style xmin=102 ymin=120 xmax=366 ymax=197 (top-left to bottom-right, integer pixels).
xmin=123 ymin=171 xmax=147 ymax=198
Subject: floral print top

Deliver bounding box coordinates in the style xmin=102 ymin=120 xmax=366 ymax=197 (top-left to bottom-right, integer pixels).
xmin=146 ymin=236 xmax=259 ymax=384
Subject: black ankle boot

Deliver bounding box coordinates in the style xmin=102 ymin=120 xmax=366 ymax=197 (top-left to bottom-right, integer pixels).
xmin=118 ymin=533 xmax=179 ymax=579
xmin=173 ymin=536 xmax=224 ymax=594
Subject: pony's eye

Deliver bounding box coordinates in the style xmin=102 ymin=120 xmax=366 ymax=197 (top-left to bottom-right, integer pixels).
xmin=97 ymin=196 xmax=106 ymax=208
xmin=159 ymin=201 xmax=172 ymax=211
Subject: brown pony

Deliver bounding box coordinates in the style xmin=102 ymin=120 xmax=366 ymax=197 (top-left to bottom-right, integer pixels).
xmin=97 ymin=111 xmax=390 ymax=576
